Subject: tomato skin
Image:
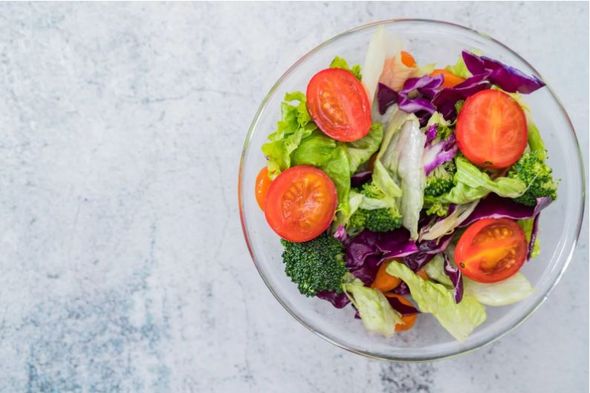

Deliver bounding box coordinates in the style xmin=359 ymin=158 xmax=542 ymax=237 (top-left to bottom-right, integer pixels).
xmin=455 ymin=218 xmax=527 ymax=283
xmin=456 ymin=89 xmax=527 ymax=169
xmin=385 ymin=294 xmax=418 ymax=332
xmin=306 ymin=68 xmax=371 ymax=143
xmin=255 ymin=167 xmax=272 ymax=210
xmin=264 ymin=166 xmax=337 ymax=243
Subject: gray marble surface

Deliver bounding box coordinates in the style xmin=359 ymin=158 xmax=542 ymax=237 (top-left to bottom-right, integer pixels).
xmin=0 ymin=2 xmax=587 ymax=392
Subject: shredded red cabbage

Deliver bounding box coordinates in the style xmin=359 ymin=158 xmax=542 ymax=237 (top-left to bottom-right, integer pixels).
xmin=345 ymin=229 xmax=419 ymax=284
xmin=460 ymin=194 xmax=552 ymax=227
xmin=317 ymin=291 xmax=350 ymax=309
xmin=462 ymin=51 xmax=546 ymax=94
xmin=423 ymin=134 xmax=458 ymax=175
xmin=351 ymin=170 xmax=373 ymax=188
xmin=443 ymin=253 xmax=463 ymax=303
xmin=387 ymin=296 xmax=419 ymax=315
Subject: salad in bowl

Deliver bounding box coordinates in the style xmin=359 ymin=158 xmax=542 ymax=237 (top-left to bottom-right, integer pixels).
xmin=240 ymin=21 xmax=583 ymax=358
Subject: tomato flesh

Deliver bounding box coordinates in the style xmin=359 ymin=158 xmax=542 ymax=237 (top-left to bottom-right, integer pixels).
xmin=255 ymin=167 xmax=272 ymax=210
xmin=306 ymin=68 xmax=371 ymax=142
xmin=456 ymin=89 xmax=527 ymax=169
xmin=455 ymin=218 xmax=527 ymax=283
xmin=264 ymin=165 xmax=337 ymax=243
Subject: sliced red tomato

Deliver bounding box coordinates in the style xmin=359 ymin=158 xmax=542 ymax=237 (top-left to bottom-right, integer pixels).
xmin=384 ymin=294 xmax=418 ymax=332
xmin=455 ymin=218 xmax=527 ymax=283
xmin=264 ymin=165 xmax=337 ymax=242
xmin=456 ymin=89 xmax=527 ymax=169
xmin=255 ymin=167 xmax=272 ymax=210
xmin=430 ymin=69 xmax=465 ymax=88
xmin=306 ymin=68 xmax=371 ymax=142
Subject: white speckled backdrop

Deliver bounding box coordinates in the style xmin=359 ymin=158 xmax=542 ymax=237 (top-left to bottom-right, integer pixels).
xmin=0 ymin=2 xmax=587 ymax=392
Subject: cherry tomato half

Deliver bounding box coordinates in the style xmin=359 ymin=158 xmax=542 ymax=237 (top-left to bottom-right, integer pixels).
xmin=255 ymin=167 xmax=272 ymax=210
xmin=385 ymin=294 xmax=418 ymax=332
xmin=306 ymin=68 xmax=371 ymax=142
xmin=455 ymin=218 xmax=527 ymax=283
xmin=264 ymin=165 xmax=337 ymax=243
xmin=456 ymin=89 xmax=527 ymax=169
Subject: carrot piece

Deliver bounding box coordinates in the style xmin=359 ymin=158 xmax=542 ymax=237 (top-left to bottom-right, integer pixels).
xmin=371 ymin=260 xmax=401 ymax=292
xmin=400 ymin=50 xmax=417 ymax=67
xmin=385 ymin=293 xmax=418 ymax=332
xmin=430 ymin=69 xmax=466 ymax=88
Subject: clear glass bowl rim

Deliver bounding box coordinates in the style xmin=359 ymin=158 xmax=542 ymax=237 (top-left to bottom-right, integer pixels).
xmin=238 ymin=18 xmax=586 ymax=362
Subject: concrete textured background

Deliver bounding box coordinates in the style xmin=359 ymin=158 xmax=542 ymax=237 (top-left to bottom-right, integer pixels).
xmin=0 ymin=2 xmax=587 ymax=392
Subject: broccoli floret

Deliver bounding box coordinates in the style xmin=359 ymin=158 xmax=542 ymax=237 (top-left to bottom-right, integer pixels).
xmin=281 ymin=233 xmax=347 ymax=297
xmin=424 ymin=199 xmax=450 ymax=217
xmin=508 ymin=152 xmax=557 ymax=206
xmin=424 ymin=160 xmax=457 ymax=197
xmin=348 ymin=182 xmax=402 ymax=233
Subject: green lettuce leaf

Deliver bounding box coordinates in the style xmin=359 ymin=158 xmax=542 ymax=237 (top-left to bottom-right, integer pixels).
xmin=262 ymin=92 xmax=316 ymax=178
xmin=330 ymin=56 xmax=362 ymax=80
xmin=527 ymin=120 xmax=547 ymax=161
xmin=518 ymin=219 xmax=541 ymax=258
xmin=292 ymin=131 xmax=351 ymax=217
xmin=342 ymin=278 xmax=402 ymax=337
xmin=431 ymin=156 xmax=527 ymax=205
xmin=347 ymin=123 xmax=383 ymax=174
xmin=464 ymin=273 xmax=534 ymax=306
xmin=445 ymin=55 xmax=471 ymax=79
xmin=386 ymin=261 xmax=486 ymax=341
xmin=423 ymin=254 xmax=453 ymax=287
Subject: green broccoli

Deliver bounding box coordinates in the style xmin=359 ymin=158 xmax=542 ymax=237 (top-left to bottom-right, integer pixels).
xmin=424 ymin=160 xmax=457 ymax=197
xmin=508 ymin=152 xmax=557 ymax=206
xmin=281 ymin=233 xmax=347 ymax=297
xmin=348 ymin=182 xmax=402 ymax=233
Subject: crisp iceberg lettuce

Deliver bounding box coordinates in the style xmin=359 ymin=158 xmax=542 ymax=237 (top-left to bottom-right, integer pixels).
xmin=342 ymin=277 xmax=402 ymax=337
xmin=387 ymin=261 xmax=486 ymax=341
xmin=464 ymin=273 xmax=534 ymax=306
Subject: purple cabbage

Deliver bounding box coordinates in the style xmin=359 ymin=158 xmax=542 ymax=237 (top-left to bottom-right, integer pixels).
xmin=333 ymin=225 xmax=349 ymax=244
xmin=377 ymin=75 xmax=444 ymax=124
xmin=423 ymin=133 xmax=458 ymax=175
xmin=351 ymin=170 xmax=373 ymax=188
xmin=387 ymin=295 xmax=419 ymax=315
xmin=527 ymin=214 xmax=540 ymax=260
xmin=403 ymin=233 xmax=454 ymax=271
xmin=443 ymin=253 xmax=463 ymax=303
xmin=424 ymin=124 xmax=437 ymax=146
xmin=317 ymin=291 xmax=350 ymax=309
xmin=460 ymin=194 xmax=553 ymax=227
xmin=391 ymin=281 xmax=410 ymax=295
xmin=431 ymin=72 xmax=492 ymax=120
xmin=377 ymin=83 xmax=399 ymax=115
xmin=345 ymin=229 xmax=418 ymax=285
xmin=462 ymin=51 xmax=545 ymax=94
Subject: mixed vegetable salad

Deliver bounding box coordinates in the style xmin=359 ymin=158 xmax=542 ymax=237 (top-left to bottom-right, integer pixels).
xmin=254 ymin=27 xmax=557 ymax=341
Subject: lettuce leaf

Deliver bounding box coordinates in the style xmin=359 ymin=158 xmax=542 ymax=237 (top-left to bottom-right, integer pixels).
xmin=347 ymin=123 xmax=383 ymax=174
xmin=464 ymin=273 xmax=533 ymax=306
xmin=382 ymin=117 xmax=426 ymax=238
xmin=387 ymin=261 xmax=486 ymax=341
xmin=445 ymin=55 xmax=471 ymax=79
xmin=342 ymin=277 xmax=402 ymax=337
xmin=262 ymin=92 xmax=317 ymax=178
xmin=423 ymin=254 xmax=453 ymax=287
xmin=292 ymin=131 xmax=351 ymax=217
xmin=430 ymin=156 xmax=527 ymax=205
xmin=330 ymin=56 xmax=362 ymax=80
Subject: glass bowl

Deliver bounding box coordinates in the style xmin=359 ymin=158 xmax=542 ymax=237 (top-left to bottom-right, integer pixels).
xmin=238 ymin=19 xmax=585 ymax=361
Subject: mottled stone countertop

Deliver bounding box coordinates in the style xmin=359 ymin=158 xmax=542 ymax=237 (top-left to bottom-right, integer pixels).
xmin=0 ymin=2 xmax=587 ymax=392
